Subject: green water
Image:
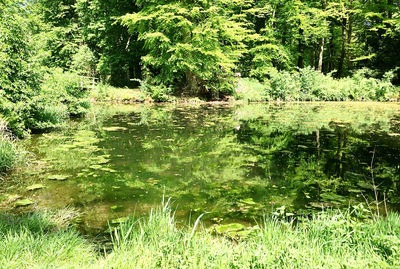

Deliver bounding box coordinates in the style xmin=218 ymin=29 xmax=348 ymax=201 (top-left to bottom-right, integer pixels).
xmin=2 ymin=102 xmax=400 ymax=232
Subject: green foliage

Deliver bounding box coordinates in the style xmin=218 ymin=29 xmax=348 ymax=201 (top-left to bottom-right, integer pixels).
xmin=33 ymin=0 xmax=80 ymax=69
xmin=3 ymin=205 xmax=399 ymax=268
xmin=71 ymin=45 xmax=97 ymax=76
xmin=0 ymin=210 xmax=97 ymax=268
xmin=0 ymin=0 xmax=41 ymax=136
xmin=139 ymin=81 xmax=173 ymax=102
xmin=0 ymin=136 xmax=20 ymax=174
xmin=40 ymin=68 xmax=91 ymax=117
xmin=0 ymin=119 xmax=26 ymax=173
xmin=235 ymin=78 xmax=269 ymax=101
xmin=119 ymin=0 xmax=248 ymax=98
xmin=75 ymin=0 xmax=141 ymax=87
xmin=260 ymin=67 xmax=399 ymax=101
xmin=92 ymin=84 xmax=146 ymax=103
xmin=0 ymin=2 xmax=89 ymax=136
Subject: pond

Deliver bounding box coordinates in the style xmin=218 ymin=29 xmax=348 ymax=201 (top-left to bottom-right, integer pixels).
xmin=2 ymin=102 xmax=400 ymax=233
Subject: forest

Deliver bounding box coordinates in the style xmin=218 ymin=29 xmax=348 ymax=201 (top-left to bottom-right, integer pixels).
xmin=1 ymin=0 xmax=400 ymax=135
xmin=1 ymin=0 xmax=400 ymax=268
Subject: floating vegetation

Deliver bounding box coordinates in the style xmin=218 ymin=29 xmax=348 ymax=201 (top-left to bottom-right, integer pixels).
xmin=9 ymin=103 xmax=400 ymax=229
xmin=102 ymin=126 xmax=127 ymax=131
xmin=47 ymin=175 xmax=69 ymax=181
xmin=5 ymin=194 xmax=22 ymax=203
xmin=110 ymin=205 xmax=124 ymax=212
xmin=111 ymin=217 xmax=128 ymax=224
xmin=26 ymin=184 xmax=45 ymax=191
xmin=14 ymin=199 xmax=35 ymax=207
xmin=212 ymin=223 xmax=260 ymax=239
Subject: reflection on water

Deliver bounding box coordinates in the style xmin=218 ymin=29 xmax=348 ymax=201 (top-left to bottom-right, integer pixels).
xmin=2 ymin=102 xmax=400 ymax=232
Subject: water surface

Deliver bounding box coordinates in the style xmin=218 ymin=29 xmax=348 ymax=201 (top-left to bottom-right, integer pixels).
xmin=2 ymin=102 xmax=400 ymax=232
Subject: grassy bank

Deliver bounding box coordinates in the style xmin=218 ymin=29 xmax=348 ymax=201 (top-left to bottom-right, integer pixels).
xmin=0 ymin=120 xmax=27 ymax=174
xmin=236 ymin=67 xmax=400 ymax=102
xmin=1 ymin=205 xmax=399 ymax=268
xmin=91 ymin=84 xmax=148 ymax=103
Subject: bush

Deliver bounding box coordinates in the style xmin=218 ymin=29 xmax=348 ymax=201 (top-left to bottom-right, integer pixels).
xmin=265 ymin=67 xmax=399 ymax=101
xmin=40 ymin=68 xmax=91 ymax=116
xmin=92 ymin=83 xmax=146 ymax=103
xmin=139 ymin=80 xmax=173 ymax=102
xmin=26 ymin=101 xmax=68 ymax=132
xmin=0 ymin=119 xmax=26 ymax=173
xmin=71 ymin=45 xmax=97 ymax=77
xmin=235 ymin=78 xmax=269 ymax=101
xmin=1 ymin=68 xmax=92 ymax=136
xmin=0 ymin=210 xmax=97 ymax=268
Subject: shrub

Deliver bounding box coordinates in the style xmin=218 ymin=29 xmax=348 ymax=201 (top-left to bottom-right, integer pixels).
xmin=71 ymin=45 xmax=97 ymax=77
xmin=40 ymin=68 xmax=91 ymax=116
xmin=0 ymin=119 xmax=26 ymax=173
xmin=93 ymin=83 xmax=146 ymax=103
xmin=235 ymin=78 xmax=269 ymax=101
xmin=268 ymin=70 xmax=301 ymax=100
xmin=26 ymin=100 xmax=68 ymax=132
xmin=0 ymin=210 xmax=97 ymax=268
xmin=265 ymin=67 xmax=399 ymax=101
xmin=139 ymin=80 xmax=173 ymax=102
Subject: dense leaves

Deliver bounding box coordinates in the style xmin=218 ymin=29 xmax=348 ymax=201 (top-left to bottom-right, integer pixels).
xmin=120 ymin=0 xmax=249 ymax=98
xmin=0 ymin=0 xmax=399 ymax=137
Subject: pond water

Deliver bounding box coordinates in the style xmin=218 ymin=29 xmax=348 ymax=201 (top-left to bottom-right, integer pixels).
xmin=2 ymin=102 xmax=400 ymax=232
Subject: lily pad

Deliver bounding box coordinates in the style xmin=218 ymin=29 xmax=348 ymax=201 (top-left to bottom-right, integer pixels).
xmin=214 ymin=223 xmax=246 ymax=234
xmin=102 ymin=126 xmax=127 ymax=131
xmin=111 ymin=217 xmax=128 ymax=224
xmin=240 ymin=198 xmax=257 ymax=205
xmin=6 ymin=194 xmax=22 ymax=202
xmin=26 ymin=184 xmax=45 ymax=191
xmin=214 ymin=223 xmax=259 ymax=239
xmin=47 ymin=175 xmax=69 ymax=181
xmin=110 ymin=205 xmax=124 ymax=212
xmin=101 ymin=167 xmax=117 ymax=173
xmin=89 ymin=164 xmax=103 ymax=170
xmin=15 ymin=199 xmax=35 ymax=207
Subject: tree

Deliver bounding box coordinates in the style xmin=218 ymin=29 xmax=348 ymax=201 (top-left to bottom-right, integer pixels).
xmin=119 ymin=0 xmax=249 ymax=98
xmin=0 ymin=0 xmax=41 ymax=136
xmin=75 ymin=0 xmax=143 ymax=87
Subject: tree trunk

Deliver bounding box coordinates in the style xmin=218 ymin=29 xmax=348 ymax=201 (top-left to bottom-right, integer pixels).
xmin=346 ymin=14 xmax=353 ymax=70
xmin=388 ymin=0 xmax=393 ymax=19
xmin=315 ymin=45 xmax=319 ymax=68
xmin=185 ymin=69 xmax=200 ymax=96
xmin=297 ymin=28 xmax=304 ymax=69
xmin=318 ymin=0 xmax=327 ymax=72
xmin=270 ymin=9 xmax=276 ymax=28
xmin=316 ymin=129 xmax=321 ymax=159
xmin=327 ymin=25 xmax=334 ymax=73
xmin=318 ymin=38 xmax=325 ymax=71
xmin=337 ymin=18 xmax=347 ymax=78
xmin=310 ymin=48 xmax=314 ymax=68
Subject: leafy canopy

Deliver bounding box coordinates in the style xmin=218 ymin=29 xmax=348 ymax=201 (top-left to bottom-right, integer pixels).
xmin=120 ymin=0 xmax=249 ymax=97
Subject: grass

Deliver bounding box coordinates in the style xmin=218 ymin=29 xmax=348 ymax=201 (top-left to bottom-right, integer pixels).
xmin=235 ymin=78 xmax=269 ymax=102
xmin=235 ymin=67 xmax=400 ymax=102
xmin=92 ymin=83 xmax=147 ymax=103
xmin=1 ymin=204 xmax=399 ymax=268
xmin=0 ymin=119 xmax=27 ymax=174
xmin=0 ymin=136 xmax=20 ymax=174
xmin=0 ymin=209 xmax=97 ymax=268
